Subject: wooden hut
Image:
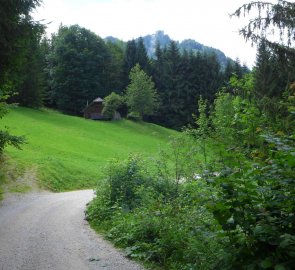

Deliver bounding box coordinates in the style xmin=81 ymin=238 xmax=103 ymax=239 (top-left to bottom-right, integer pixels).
xmin=83 ymin=97 xmax=105 ymax=120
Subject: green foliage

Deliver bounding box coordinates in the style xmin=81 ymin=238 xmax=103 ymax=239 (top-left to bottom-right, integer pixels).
xmin=190 ymin=74 xmax=295 ymax=269
xmin=152 ymin=41 xmax=225 ymax=129
xmin=0 ymin=130 xmax=25 ymax=155
xmin=122 ymin=38 xmax=151 ymax=89
xmin=126 ymin=111 xmax=142 ymax=122
xmin=87 ymin=149 xmax=223 ymax=270
xmin=210 ymin=133 xmax=295 ymax=270
xmin=232 ymin=1 xmax=295 ymax=57
xmin=10 ymin=24 xmax=46 ymax=108
xmin=0 ymin=0 xmax=42 ymax=80
xmin=0 ymin=0 xmax=45 ymax=108
xmin=104 ymin=155 xmax=150 ymax=210
xmin=193 ymin=97 xmax=211 ymax=165
xmin=102 ymin=92 xmax=124 ymax=119
xmin=125 ymin=64 xmax=159 ymax=119
xmin=0 ymin=93 xmax=25 ymax=155
xmin=50 ymin=25 xmax=111 ymax=115
xmin=0 ymin=101 xmax=9 ymax=119
xmin=104 ymin=41 xmax=125 ymax=94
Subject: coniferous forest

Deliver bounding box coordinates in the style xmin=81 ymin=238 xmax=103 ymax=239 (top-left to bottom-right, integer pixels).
xmin=1 ymin=5 xmax=249 ymax=130
xmin=1 ymin=1 xmax=295 ymax=270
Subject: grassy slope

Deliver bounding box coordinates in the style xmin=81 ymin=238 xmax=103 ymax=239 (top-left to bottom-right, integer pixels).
xmin=1 ymin=107 xmax=176 ymax=191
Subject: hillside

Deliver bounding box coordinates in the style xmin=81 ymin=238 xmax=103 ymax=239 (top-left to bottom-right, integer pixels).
xmin=1 ymin=107 xmax=176 ymax=191
xmin=105 ymin=30 xmax=231 ymax=68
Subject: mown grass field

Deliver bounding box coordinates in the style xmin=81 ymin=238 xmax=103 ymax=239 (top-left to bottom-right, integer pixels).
xmin=1 ymin=107 xmax=176 ymax=191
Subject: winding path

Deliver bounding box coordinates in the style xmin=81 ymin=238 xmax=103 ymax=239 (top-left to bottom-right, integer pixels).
xmin=0 ymin=190 xmax=144 ymax=270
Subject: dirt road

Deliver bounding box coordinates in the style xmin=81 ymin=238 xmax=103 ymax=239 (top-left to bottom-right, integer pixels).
xmin=0 ymin=190 xmax=145 ymax=270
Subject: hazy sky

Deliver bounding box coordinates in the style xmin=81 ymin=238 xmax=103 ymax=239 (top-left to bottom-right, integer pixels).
xmin=33 ymin=0 xmax=259 ymax=67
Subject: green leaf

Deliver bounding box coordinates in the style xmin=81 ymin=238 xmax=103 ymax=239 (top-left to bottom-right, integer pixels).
xmin=260 ymin=258 xmax=273 ymax=269
xmin=275 ymin=265 xmax=286 ymax=270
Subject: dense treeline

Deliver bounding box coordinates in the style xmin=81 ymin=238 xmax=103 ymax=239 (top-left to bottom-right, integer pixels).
xmin=1 ymin=19 xmax=247 ymax=129
xmin=151 ymin=41 xmax=224 ymax=128
xmin=1 ymin=1 xmax=293 ymax=131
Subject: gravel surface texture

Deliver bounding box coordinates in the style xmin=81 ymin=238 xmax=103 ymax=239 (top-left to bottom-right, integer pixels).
xmin=0 ymin=190 xmax=145 ymax=270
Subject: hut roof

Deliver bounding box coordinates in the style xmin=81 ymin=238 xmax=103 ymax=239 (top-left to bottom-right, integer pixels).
xmin=82 ymin=97 xmax=104 ymax=113
xmin=93 ymin=97 xmax=103 ymax=103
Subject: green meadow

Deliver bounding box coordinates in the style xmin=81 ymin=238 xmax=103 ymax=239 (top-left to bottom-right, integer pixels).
xmin=1 ymin=107 xmax=176 ymax=191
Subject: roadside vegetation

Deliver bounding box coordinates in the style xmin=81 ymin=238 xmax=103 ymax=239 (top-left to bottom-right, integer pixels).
xmin=87 ymin=76 xmax=295 ymax=269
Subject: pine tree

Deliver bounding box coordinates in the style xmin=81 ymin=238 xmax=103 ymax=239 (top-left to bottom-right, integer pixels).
xmin=122 ymin=40 xmax=138 ymax=88
xmin=11 ymin=25 xmax=45 ymax=108
xmin=232 ymin=1 xmax=295 ymax=58
xmin=136 ymin=37 xmax=150 ymax=73
xmin=254 ymin=40 xmax=277 ymax=98
xmin=105 ymin=41 xmax=125 ymax=94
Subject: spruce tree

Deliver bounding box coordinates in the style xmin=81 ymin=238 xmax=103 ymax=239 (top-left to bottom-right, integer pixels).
xmin=232 ymin=1 xmax=295 ymax=58
xmin=136 ymin=37 xmax=150 ymax=73
xmin=122 ymin=40 xmax=138 ymax=88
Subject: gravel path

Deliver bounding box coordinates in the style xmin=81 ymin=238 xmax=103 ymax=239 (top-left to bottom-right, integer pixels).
xmin=0 ymin=190 xmax=145 ymax=270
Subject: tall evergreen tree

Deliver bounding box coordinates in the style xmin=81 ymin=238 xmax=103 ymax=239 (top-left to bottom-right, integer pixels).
xmin=233 ymin=58 xmax=243 ymax=79
xmin=151 ymin=41 xmax=224 ymax=129
xmin=122 ymin=40 xmax=138 ymax=88
xmin=105 ymin=41 xmax=125 ymax=94
xmin=0 ymin=0 xmax=44 ymax=105
xmin=40 ymin=37 xmax=55 ymax=107
xmin=136 ymin=37 xmax=150 ymax=73
xmin=0 ymin=0 xmax=42 ymax=82
xmin=232 ymin=1 xmax=295 ymax=60
xmin=254 ymin=40 xmax=278 ymax=98
xmin=156 ymin=40 xmax=182 ymax=128
xmin=11 ymin=24 xmax=45 ymax=107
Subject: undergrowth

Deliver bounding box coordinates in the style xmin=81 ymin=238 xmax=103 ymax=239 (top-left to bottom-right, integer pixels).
xmin=87 ymin=83 xmax=295 ymax=269
xmin=87 ymin=152 xmax=226 ymax=270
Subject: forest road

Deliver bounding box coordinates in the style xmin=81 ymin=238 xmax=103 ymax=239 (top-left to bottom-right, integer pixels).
xmin=0 ymin=190 xmax=145 ymax=270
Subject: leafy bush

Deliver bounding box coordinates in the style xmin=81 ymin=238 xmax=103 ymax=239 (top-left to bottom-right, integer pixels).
xmin=127 ymin=111 xmax=142 ymax=121
xmin=210 ymin=133 xmax=295 ymax=270
xmin=192 ymin=77 xmax=295 ymax=269
xmin=86 ymin=150 xmax=225 ymax=269
xmin=102 ymin=92 xmax=124 ymax=119
xmin=105 ymin=154 xmax=151 ymax=210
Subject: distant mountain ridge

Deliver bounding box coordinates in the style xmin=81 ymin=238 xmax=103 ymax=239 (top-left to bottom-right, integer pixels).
xmin=105 ymin=30 xmax=231 ymax=68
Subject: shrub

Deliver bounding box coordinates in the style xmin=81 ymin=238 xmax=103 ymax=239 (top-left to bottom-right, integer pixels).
xmin=127 ymin=111 xmax=142 ymax=121
xmin=102 ymin=92 xmax=124 ymax=119
xmin=86 ymin=149 xmax=225 ymax=269
xmin=210 ymin=133 xmax=295 ymax=270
